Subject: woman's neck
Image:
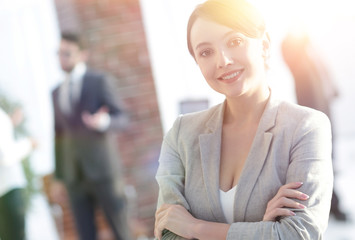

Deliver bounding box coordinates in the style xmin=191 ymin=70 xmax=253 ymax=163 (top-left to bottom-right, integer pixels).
xmin=224 ymin=87 xmax=270 ymax=127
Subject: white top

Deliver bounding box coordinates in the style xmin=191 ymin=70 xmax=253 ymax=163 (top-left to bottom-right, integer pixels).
xmin=0 ymin=108 xmax=32 ymax=197
xmin=219 ymin=185 xmax=237 ymax=224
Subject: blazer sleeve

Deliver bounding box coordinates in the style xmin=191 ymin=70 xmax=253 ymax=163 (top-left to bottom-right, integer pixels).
xmin=156 ymin=116 xmax=191 ymax=240
xmin=99 ymin=73 xmax=129 ymax=131
xmin=227 ymin=111 xmax=333 ymax=239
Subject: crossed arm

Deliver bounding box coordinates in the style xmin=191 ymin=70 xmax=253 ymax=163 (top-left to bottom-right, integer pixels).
xmin=154 ymin=112 xmax=333 ymax=240
xmin=155 ymin=182 xmax=309 ymax=240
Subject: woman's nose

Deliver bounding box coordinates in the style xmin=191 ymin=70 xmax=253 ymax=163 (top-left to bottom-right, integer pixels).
xmin=217 ymin=50 xmax=234 ymax=68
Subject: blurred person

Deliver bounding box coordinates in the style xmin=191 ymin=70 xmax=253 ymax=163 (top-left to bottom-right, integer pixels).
xmin=0 ymin=106 xmax=36 ymax=240
xmin=281 ymin=27 xmax=347 ymax=221
xmin=51 ymin=32 xmax=132 ymax=240
xmin=154 ymin=0 xmax=333 ymax=239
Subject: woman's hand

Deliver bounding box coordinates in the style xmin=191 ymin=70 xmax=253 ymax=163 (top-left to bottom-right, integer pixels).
xmin=154 ymin=204 xmax=198 ymax=240
xmin=263 ymin=182 xmax=309 ymax=221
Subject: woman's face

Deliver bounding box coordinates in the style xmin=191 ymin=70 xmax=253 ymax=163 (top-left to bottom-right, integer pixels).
xmin=190 ymin=18 xmax=268 ymax=98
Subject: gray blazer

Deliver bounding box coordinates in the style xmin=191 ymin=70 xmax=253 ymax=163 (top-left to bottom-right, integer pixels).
xmin=156 ymin=95 xmax=333 ymax=239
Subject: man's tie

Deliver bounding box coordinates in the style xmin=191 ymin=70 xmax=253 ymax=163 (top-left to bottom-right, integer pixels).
xmin=69 ymin=79 xmax=75 ymax=107
xmin=68 ymin=78 xmax=78 ymax=114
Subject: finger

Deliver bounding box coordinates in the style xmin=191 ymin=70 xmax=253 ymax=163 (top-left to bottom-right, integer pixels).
xmin=154 ymin=227 xmax=162 ymax=240
xmin=273 ymin=182 xmax=308 ymax=200
xmin=268 ymin=182 xmax=303 ymax=204
xmin=264 ymin=208 xmax=295 ymax=221
xmin=278 ymin=188 xmax=309 ymax=201
xmin=97 ymin=106 xmax=109 ymax=114
xmin=275 ymin=196 xmax=307 ymax=209
xmin=155 ymin=204 xmax=178 ymax=227
xmin=155 ymin=214 xmax=167 ymax=240
xmin=82 ymin=117 xmax=91 ymax=127
xmin=267 ymin=190 xmax=309 ymax=211
xmin=81 ymin=113 xmax=90 ymax=122
xmin=268 ymin=192 xmax=308 ymax=210
xmin=155 ymin=209 xmax=166 ymax=223
xmin=155 ymin=204 xmax=171 ymax=230
xmin=280 ymin=182 xmax=304 ymax=190
xmin=275 ymin=182 xmax=303 ymax=198
xmin=155 ymin=204 xmax=169 ymax=217
xmin=154 ymin=228 xmax=161 ymax=240
xmin=81 ymin=116 xmax=88 ymax=125
xmin=155 ymin=211 xmax=164 ymax=228
xmin=155 ymin=204 xmax=180 ymax=239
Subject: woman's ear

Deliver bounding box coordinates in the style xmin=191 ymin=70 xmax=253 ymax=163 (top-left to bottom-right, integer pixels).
xmin=262 ymin=32 xmax=271 ymax=59
xmin=262 ymin=32 xmax=271 ymax=69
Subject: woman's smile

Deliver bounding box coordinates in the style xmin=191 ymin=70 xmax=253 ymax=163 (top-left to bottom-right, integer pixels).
xmin=217 ymin=69 xmax=244 ymax=84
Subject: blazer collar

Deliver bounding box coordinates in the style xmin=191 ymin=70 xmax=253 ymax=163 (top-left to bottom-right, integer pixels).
xmin=199 ymin=101 xmax=225 ymax=222
xmin=204 ymin=94 xmax=279 ymax=133
xmin=233 ymin=94 xmax=279 ymax=221
xmin=204 ymin=100 xmax=225 ymax=133
xmin=199 ymin=94 xmax=279 ymax=222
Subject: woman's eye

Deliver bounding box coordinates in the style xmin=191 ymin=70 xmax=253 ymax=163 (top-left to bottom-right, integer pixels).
xmin=228 ymin=38 xmax=242 ymax=47
xmin=200 ymin=49 xmax=213 ymax=57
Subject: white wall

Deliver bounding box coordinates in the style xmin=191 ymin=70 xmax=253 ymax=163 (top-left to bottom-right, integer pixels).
xmin=0 ymin=1 xmax=63 ymax=239
xmin=0 ymin=0 xmax=62 ymax=176
xmin=252 ymin=0 xmax=355 ymax=138
xmin=140 ymin=0 xmax=355 ymax=139
xmin=139 ymin=0 xmax=223 ymax=133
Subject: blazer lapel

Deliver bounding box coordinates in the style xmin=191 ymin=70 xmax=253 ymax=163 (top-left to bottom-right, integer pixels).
xmin=199 ymin=102 xmax=226 ymax=222
xmin=234 ymin=96 xmax=279 ymax=222
xmin=53 ymin=87 xmax=68 ymax=124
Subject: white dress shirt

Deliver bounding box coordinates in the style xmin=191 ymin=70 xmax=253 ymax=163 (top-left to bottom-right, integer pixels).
xmin=59 ymin=62 xmax=86 ymax=115
xmin=0 ymin=107 xmax=31 ymax=197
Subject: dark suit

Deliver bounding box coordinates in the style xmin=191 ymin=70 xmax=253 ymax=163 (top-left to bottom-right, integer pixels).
xmin=52 ymin=68 xmax=132 ymax=240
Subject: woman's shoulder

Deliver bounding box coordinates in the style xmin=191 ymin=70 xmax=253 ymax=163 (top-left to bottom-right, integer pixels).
xmin=167 ymin=103 xmax=224 ymax=136
xmin=275 ymin=99 xmax=330 ymax=129
xmin=181 ymin=103 xmax=222 ymax=121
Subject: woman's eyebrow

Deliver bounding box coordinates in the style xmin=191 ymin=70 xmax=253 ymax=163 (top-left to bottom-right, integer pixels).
xmin=223 ymin=31 xmax=239 ymax=39
xmin=195 ymin=31 xmax=239 ymax=50
xmin=195 ymin=42 xmax=210 ymax=51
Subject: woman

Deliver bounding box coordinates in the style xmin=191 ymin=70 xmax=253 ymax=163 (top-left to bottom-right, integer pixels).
xmin=0 ymin=106 xmax=35 ymax=240
xmin=154 ymin=0 xmax=333 ymax=239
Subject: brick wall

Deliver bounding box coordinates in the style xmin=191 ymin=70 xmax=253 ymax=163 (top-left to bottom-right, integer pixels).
xmin=51 ymin=0 xmax=162 ymax=239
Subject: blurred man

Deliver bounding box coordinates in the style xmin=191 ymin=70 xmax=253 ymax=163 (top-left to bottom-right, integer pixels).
xmin=281 ymin=28 xmax=347 ymax=221
xmin=51 ymin=32 xmax=132 ymax=240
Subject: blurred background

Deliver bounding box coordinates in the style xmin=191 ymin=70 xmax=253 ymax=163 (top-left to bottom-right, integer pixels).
xmin=0 ymin=0 xmax=354 ymax=239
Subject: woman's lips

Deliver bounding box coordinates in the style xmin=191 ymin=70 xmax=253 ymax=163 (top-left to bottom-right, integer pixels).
xmin=217 ymin=70 xmax=243 ymax=83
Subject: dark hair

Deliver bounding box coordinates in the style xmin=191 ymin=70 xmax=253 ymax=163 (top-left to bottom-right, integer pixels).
xmin=187 ymin=0 xmax=266 ymax=58
xmin=61 ymin=31 xmax=87 ymax=50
